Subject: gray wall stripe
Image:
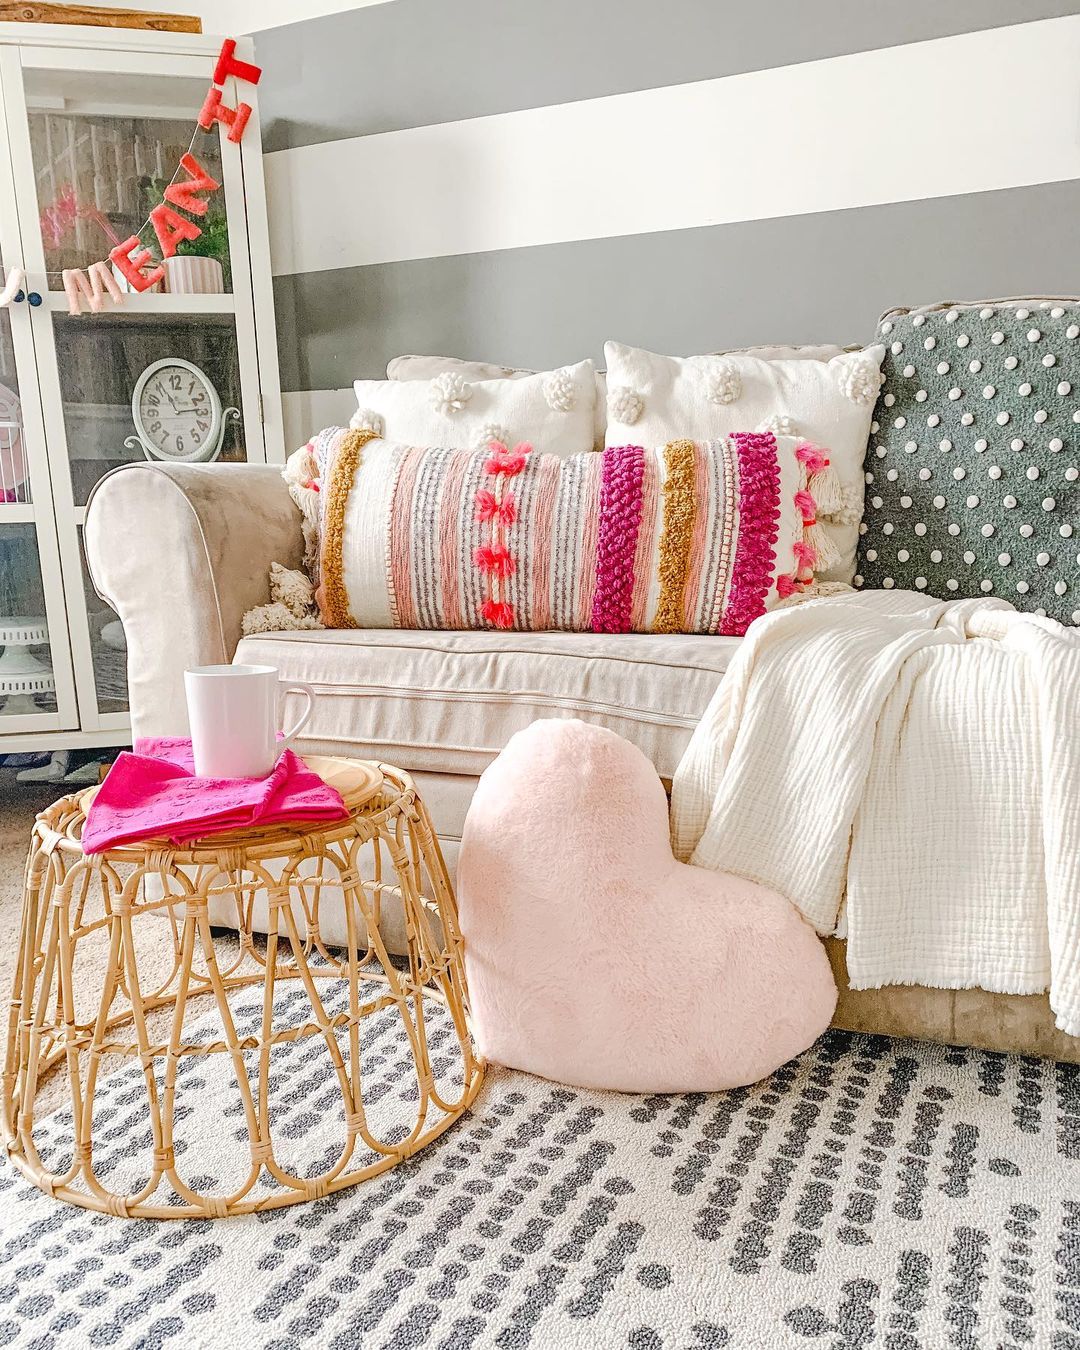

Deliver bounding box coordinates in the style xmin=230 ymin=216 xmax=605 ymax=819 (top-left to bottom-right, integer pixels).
xmin=272 ymin=179 xmax=1080 ymax=393
xmin=254 ymin=0 xmax=1080 ymax=153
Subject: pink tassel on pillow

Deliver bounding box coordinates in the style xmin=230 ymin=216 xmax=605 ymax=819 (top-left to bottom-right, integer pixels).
xmin=474 ymin=544 xmax=516 ymax=577
xmin=476 ymin=490 xmax=516 ymax=525
xmin=485 ymin=441 xmax=532 ymax=477
xmin=775 ymin=574 xmax=798 ymax=599
xmin=795 ymin=442 xmax=830 ymax=476
xmin=792 ymin=539 xmax=817 ymax=571
xmin=481 ymin=599 xmax=515 ymax=629
xmin=794 ymin=490 xmax=817 ymax=524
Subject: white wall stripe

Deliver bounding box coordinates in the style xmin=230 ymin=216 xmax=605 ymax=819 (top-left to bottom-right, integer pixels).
xmin=266 ymin=16 xmax=1080 ymax=277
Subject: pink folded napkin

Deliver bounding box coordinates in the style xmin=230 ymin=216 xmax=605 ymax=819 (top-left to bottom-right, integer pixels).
xmin=81 ymin=737 xmax=348 ymax=854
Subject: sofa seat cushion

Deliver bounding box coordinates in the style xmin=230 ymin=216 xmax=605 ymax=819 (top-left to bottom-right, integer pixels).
xmin=233 ymin=628 xmax=740 ymax=778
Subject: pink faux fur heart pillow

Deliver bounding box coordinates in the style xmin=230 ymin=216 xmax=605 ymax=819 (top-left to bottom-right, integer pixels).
xmin=457 ymin=719 xmax=836 ymax=1092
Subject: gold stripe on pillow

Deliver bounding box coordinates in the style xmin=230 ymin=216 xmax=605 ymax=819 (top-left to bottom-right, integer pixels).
xmin=653 ymin=438 xmax=698 ymax=634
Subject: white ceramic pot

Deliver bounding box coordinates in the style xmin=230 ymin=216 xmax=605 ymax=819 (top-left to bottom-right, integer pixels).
xmin=111 ymin=261 xmax=163 ymax=294
xmin=164 ymin=256 xmax=225 ymax=295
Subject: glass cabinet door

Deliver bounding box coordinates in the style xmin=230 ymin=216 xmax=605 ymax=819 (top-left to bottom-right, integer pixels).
xmin=0 ymin=97 xmax=78 ymax=735
xmin=0 ymin=40 xmax=267 ymax=730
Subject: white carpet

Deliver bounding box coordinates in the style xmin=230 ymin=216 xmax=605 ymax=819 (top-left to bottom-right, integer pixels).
xmin=1 ymin=980 xmax=1077 ymax=1349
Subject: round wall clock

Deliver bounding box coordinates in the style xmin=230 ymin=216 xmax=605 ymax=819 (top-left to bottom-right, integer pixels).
xmin=125 ymin=357 xmax=240 ymax=464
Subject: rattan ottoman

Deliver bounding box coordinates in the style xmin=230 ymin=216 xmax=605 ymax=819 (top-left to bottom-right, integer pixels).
xmin=2 ymin=756 xmax=484 ymax=1218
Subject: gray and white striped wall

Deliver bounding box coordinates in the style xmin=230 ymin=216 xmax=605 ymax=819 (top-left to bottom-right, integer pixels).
xmin=255 ymin=1 xmax=1080 ymax=451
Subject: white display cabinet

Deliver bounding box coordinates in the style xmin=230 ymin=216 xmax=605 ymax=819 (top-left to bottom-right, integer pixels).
xmin=0 ymin=22 xmax=284 ymax=753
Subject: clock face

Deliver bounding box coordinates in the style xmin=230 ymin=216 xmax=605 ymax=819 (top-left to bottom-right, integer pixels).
xmin=135 ymin=361 xmax=220 ymax=461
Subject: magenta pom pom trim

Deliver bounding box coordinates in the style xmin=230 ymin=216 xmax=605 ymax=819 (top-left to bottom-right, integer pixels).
xmin=719 ymin=431 xmax=781 ymax=637
xmin=591 ymin=443 xmax=645 ymax=633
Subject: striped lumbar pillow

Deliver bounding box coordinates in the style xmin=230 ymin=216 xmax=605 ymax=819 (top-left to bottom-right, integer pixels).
xmin=290 ymin=428 xmax=841 ymax=636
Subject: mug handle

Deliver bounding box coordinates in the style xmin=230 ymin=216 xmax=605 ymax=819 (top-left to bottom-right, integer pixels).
xmin=279 ymin=680 xmax=316 ymax=750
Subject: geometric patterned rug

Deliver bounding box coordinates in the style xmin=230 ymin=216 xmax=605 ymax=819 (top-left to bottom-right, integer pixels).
xmin=1 ymin=986 xmax=1077 ymax=1349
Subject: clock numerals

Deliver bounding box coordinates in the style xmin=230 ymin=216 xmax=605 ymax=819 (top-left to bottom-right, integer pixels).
xmin=136 ymin=363 xmax=221 ymax=461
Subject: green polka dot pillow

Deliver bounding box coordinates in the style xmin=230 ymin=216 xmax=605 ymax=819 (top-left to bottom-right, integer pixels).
xmin=856 ymin=298 xmax=1080 ymax=624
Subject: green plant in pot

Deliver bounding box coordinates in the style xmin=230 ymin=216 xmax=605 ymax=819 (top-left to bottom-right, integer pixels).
xmin=139 ymin=174 xmax=231 ymax=294
xmin=174 ymin=210 xmax=231 ymax=290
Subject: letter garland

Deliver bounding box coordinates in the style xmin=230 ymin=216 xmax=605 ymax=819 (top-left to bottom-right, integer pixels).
xmin=55 ymin=38 xmax=261 ymax=316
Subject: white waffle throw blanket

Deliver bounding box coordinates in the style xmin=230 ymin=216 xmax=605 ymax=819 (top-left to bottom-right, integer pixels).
xmin=670 ymin=589 xmax=1080 ymax=1034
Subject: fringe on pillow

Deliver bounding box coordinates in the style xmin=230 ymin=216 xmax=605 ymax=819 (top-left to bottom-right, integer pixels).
xmin=775 ymin=442 xmax=843 ymax=595
xmin=283 ymin=443 xmax=323 ymax=579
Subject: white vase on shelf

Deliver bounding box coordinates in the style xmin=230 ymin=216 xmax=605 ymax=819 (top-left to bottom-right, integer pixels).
xmin=164 ymin=256 xmax=224 ymax=295
xmin=110 ymin=261 xmax=163 ymax=294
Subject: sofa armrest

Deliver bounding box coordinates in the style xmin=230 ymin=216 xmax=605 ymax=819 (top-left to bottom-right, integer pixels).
xmin=84 ymin=462 xmax=304 ymax=740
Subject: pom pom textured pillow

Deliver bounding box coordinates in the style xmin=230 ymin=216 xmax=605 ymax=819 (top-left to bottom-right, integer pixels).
xmin=386 ymin=344 xmax=858 ymax=454
xmin=856 ymin=299 xmax=1080 ymax=624
xmin=603 ymin=341 xmax=886 ymax=582
xmin=308 ymin=427 xmax=841 ymax=635
xmin=351 ymin=360 xmax=596 ymax=460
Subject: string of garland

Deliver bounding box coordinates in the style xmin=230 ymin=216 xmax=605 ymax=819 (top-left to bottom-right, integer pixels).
xmin=49 ymin=38 xmax=263 ymax=315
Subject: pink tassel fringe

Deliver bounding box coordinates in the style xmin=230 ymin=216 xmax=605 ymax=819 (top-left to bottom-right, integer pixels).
xmin=795 ymin=442 xmax=830 ymax=476
xmin=480 ymin=599 xmax=515 ymax=629
xmin=794 ymin=489 xmax=817 ymax=524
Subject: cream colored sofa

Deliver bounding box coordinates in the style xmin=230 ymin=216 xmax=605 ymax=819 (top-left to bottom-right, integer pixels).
xmin=85 ymin=460 xmax=1078 ymax=1063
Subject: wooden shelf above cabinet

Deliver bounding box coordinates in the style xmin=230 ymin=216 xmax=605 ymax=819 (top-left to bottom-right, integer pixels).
xmin=0 ymin=4 xmax=201 ymax=31
xmin=0 ymin=4 xmax=201 ymax=32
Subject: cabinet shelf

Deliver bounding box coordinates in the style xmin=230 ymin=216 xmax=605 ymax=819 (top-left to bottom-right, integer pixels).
xmin=42 ymin=291 xmax=237 ymax=316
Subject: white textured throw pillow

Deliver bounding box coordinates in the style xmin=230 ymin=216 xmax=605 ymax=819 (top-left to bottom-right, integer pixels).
xmin=386 ymin=346 xmax=856 ymax=454
xmin=352 ymin=360 xmax=596 ymax=459
xmin=602 ymin=341 xmax=886 ymax=581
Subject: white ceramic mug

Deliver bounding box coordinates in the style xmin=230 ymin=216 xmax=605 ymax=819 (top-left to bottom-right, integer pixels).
xmin=184 ymin=664 xmax=317 ymax=779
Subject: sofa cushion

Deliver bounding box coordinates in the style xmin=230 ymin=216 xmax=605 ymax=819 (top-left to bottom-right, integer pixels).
xmin=232 ymin=628 xmax=740 ymax=779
